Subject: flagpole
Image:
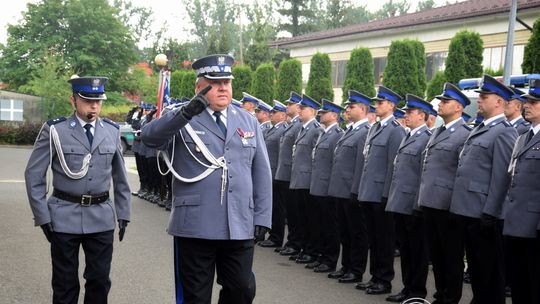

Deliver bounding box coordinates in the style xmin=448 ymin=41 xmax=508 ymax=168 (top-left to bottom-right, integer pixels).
xmin=155 ymin=53 xmax=168 ymax=118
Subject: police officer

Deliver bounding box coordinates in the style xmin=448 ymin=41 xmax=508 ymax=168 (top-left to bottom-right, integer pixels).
xmin=357 ymin=86 xmax=406 ymax=295
xmin=327 ymin=90 xmax=371 ymax=284
xmin=450 ymin=75 xmax=518 ymax=304
xmin=25 ymin=76 xmax=131 ymax=304
xmin=427 ymin=106 xmax=438 ymax=131
xmin=503 ymin=77 xmax=540 ymax=304
xmin=505 ymin=87 xmax=530 ymax=135
xmin=141 ymin=105 xmax=161 ymax=204
xmin=241 ymin=92 xmax=259 ymax=116
xmin=289 ymin=94 xmax=323 ymax=264
xmin=385 ymin=94 xmax=433 ymax=302
xmin=126 ymin=104 xmax=146 ymax=195
xmin=255 ymin=99 xmax=273 ymax=136
xmin=417 ymin=82 xmax=472 ymax=304
xmin=307 ymin=99 xmax=344 ymax=273
xmin=141 ymin=54 xmax=272 ymax=304
xmin=258 ymin=100 xmax=289 ymax=248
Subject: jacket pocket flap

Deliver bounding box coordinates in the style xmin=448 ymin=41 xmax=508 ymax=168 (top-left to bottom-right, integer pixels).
xmin=64 ymin=145 xmax=87 ymax=154
xmin=471 ymin=141 xmax=490 ymax=148
xmin=174 ymin=194 xmax=201 ymax=207
xmin=434 ymin=177 xmax=453 ymax=189
xmin=528 ymin=202 xmax=540 ymax=213
xmin=98 ymin=145 xmax=116 ymax=154
xmin=468 ymin=181 xmax=488 ymax=194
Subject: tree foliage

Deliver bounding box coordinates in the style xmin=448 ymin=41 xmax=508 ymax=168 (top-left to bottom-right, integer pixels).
xmin=522 ymin=16 xmax=540 ymax=74
xmin=409 ymin=39 xmax=427 ymax=97
xmin=277 ymin=0 xmax=319 ymax=36
xmin=232 ymin=65 xmax=253 ymax=101
xmin=276 ymin=59 xmax=303 ymax=101
xmin=373 ymin=0 xmax=411 ymax=20
xmin=180 ymin=70 xmax=196 ymax=99
xmin=426 ymin=71 xmax=447 ymax=101
xmin=324 ymin=0 xmax=370 ymax=30
xmin=383 ymin=40 xmax=422 ymax=101
xmin=244 ymin=2 xmax=277 ymax=70
xmin=251 ymin=63 xmax=275 ymax=103
xmin=170 ymin=70 xmax=185 ymax=98
xmin=416 ymin=0 xmax=436 ymax=12
xmin=306 ymin=52 xmax=334 ymax=101
xmin=444 ymin=30 xmax=484 ymax=85
xmin=112 ymin=0 xmax=154 ymax=46
xmin=342 ymin=47 xmax=376 ymax=103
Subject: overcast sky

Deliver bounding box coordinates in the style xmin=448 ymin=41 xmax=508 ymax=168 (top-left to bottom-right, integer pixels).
xmin=0 ymin=0 xmax=456 ymax=48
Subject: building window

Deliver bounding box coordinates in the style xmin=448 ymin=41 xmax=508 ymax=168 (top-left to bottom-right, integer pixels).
xmin=426 ymin=51 xmax=448 ymax=81
xmin=0 ymin=99 xmax=24 ymax=121
xmin=483 ymin=45 xmax=525 ymax=75
xmin=374 ymin=57 xmax=387 ymax=85
xmin=302 ymin=63 xmax=310 ymax=87
xmin=331 ymin=60 xmax=347 ymax=87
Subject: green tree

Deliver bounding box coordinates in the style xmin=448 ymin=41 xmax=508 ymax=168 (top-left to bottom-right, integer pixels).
xmin=244 ymin=2 xmax=277 ymax=70
xmin=276 ymin=59 xmax=303 ymax=101
xmin=170 ymin=70 xmax=185 ymax=98
xmin=0 ymin=0 xmax=137 ymax=91
xmin=426 ymin=71 xmax=447 ymax=101
xmin=180 ymin=70 xmax=196 ymax=98
xmin=373 ymin=0 xmax=411 ymax=20
xmin=232 ymin=65 xmax=253 ymax=101
xmin=277 ymin=0 xmax=319 ymax=36
xmin=416 ymin=0 xmax=436 ymax=12
xmin=383 ymin=40 xmax=421 ymax=101
xmin=112 ymin=0 xmax=154 ymax=46
xmin=324 ymin=0 xmax=371 ymax=29
xmin=522 ymin=16 xmax=540 ymax=74
xmin=342 ymin=47 xmax=376 ymax=103
xmin=444 ymin=30 xmax=483 ymax=85
xmin=306 ymin=52 xmax=334 ymax=101
xmin=251 ymin=63 xmax=275 ymax=103
xmin=409 ymin=39 xmax=427 ymax=97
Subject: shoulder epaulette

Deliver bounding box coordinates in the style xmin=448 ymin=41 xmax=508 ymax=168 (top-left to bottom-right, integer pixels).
xmin=392 ymin=120 xmax=400 ymax=127
xmin=365 ymin=124 xmax=371 ymax=129
xmin=523 ymin=120 xmax=531 ymax=126
xmin=502 ymin=120 xmax=512 ymax=127
xmin=314 ymin=121 xmax=321 ymax=128
xmin=463 ymin=124 xmax=473 ymax=131
xmin=102 ymin=117 xmax=119 ymax=129
xmin=336 ymin=127 xmax=344 ymax=133
xmin=46 ymin=117 xmax=66 ymax=126
xmin=425 ymin=129 xmax=433 ymax=136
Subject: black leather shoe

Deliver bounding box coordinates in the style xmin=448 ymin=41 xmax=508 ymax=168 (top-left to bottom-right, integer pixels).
xmin=314 ymin=264 xmax=335 ymax=273
xmin=338 ymin=272 xmax=362 ymax=283
xmin=505 ymin=286 xmax=511 ymax=298
xmin=328 ymin=268 xmax=347 ymax=279
xmin=463 ymin=271 xmax=471 ymax=284
xmin=258 ymin=240 xmax=280 ymax=248
xmin=296 ymin=255 xmax=316 ymax=264
xmin=274 ymin=247 xmax=285 ymax=253
xmin=366 ymin=282 xmax=391 ymax=295
xmin=279 ymin=247 xmax=299 ymax=256
xmin=355 ymin=280 xmax=375 ymax=290
xmin=385 ymin=292 xmax=408 ymax=302
xmin=305 ymin=261 xmax=320 ymax=269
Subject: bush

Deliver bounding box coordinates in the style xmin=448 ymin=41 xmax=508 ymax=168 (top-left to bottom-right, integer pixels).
xmin=522 ymin=16 xmax=540 ymax=73
xmin=0 ymin=122 xmax=42 ymax=145
xmin=170 ymin=70 xmax=185 ymax=98
xmin=251 ymin=63 xmax=275 ymax=104
xmin=306 ymin=52 xmax=334 ymax=101
xmin=232 ymin=65 xmax=253 ymax=100
xmin=445 ymin=30 xmax=483 ymax=85
xmin=342 ymin=47 xmax=376 ymax=104
xmin=426 ymin=71 xmax=447 ymax=101
xmin=180 ymin=71 xmax=196 ymax=99
xmin=383 ymin=40 xmax=421 ymax=104
xmin=276 ymin=59 xmax=302 ymax=101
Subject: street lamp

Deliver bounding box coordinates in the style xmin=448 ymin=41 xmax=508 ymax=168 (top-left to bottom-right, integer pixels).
xmin=154 ymin=53 xmax=168 ymax=68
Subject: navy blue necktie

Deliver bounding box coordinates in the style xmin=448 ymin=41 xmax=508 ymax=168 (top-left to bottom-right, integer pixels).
xmin=83 ymin=124 xmax=93 ymax=145
xmin=213 ymin=111 xmax=227 ymax=136
xmin=525 ymin=129 xmax=535 ymax=145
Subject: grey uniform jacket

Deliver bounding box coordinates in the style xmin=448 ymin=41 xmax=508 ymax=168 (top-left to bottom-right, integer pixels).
xmin=290 ymin=120 xmax=323 ymax=190
xmin=328 ymin=122 xmax=370 ymax=198
xmin=130 ymin=113 xmax=143 ymax=154
xmin=309 ymin=125 xmax=344 ymax=197
xmin=357 ymin=117 xmax=406 ymax=203
xmin=141 ymin=105 xmax=272 ymax=240
xmin=264 ymin=122 xmax=288 ymax=179
xmin=503 ymin=130 xmax=540 ymax=237
xmin=140 ymin=117 xmax=157 ymax=158
xmin=512 ymin=117 xmax=531 ymax=135
xmin=417 ymin=120 xmax=471 ymax=211
xmin=450 ymin=117 xmax=518 ymax=219
xmin=274 ymin=117 xmax=302 ymax=182
xmin=24 ymin=115 xmax=131 ymax=234
xmin=260 ymin=121 xmax=272 ymax=137
xmin=386 ymin=126 xmax=431 ymax=215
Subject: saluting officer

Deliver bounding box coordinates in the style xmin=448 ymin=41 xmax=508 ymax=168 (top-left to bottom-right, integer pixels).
xmin=449 ymin=75 xmax=518 ymax=304
xmin=241 ymin=92 xmax=259 ymax=116
xmin=258 ymin=100 xmax=289 ymax=248
xmin=255 ymin=99 xmax=273 ymax=136
xmin=417 ymin=82 xmax=472 ymax=304
xmin=25 ymin=76 xmax=131 ymax=304
xmin=505 ymin=87 xmax=531 ymax=135
xmin=385 ymin=94 xmax=433 ymax=302
xmin=307 ymin=99 xmax=344 ymax=273
xmin=141 ymin=54 xmax=272 ymax=304
xmin=327 ymin=90 xmax=371 ymax=284
xmin=503 ymin=77 xmax=540 ymax=304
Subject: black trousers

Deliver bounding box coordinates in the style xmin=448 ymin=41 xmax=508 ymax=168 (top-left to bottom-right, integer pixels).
xmin=268 ymin=180 xmax=287 ymax=246
xmin=312 ymin=195 xmax=339 ymax=267
xmin=174 ymin=237 xmax=255 ymax=304
xmin=360 ymin=200 xmax=395 ymax=285
xmin=283 ymin=184 xmax=301 ymax=250
xmin=134 ymin=151 xmax=147 ymax=186
xmin=51 ymin=231 xmax=114 ymax=304
xmin=335 ymin=197 xmax=368 ymax=275
xmin=393 ymin=213 xmax=428 ymax=298
xmin=146 ymin=156 xmax=159 ymax=192
xmin=423 ymin=207 xmax=464 ymax=304
xmin=296 ymin=189 xmax=317 ymax=256
xmin=505 ymin=235 xmax=540 ymax=304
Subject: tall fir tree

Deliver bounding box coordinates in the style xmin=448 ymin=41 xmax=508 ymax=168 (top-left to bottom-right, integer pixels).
xmin=444 ymin=30 xmax=483 ymax=85
xmin=306 ymin=52 xmax=334 ymax=101
xmin=180 ymin=70 xmax=197 ymax=99
xmin=383 ymin=40 xmax=422 ymax=102
xmin=232 ymin=65 xmax=253 ymax=101
xmin=276 ymin=59 xmax=303 ymax=101
xmin=342 ymin=47 xmax=376 ymax=103
xmin=408 ymin=39 xmax=427 ymax=97
xmin=251 ymin=63 xmax=275 ymax=103
xmin=522 ymin=16 xmax=540 ymax=74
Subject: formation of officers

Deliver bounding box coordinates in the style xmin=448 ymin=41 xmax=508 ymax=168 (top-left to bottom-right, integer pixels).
xmin=242 ymin=74 xmax=540 ymax=304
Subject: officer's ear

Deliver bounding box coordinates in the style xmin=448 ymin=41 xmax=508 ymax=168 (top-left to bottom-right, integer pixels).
xmin=70 ymin=94 xmax=77 ymax=109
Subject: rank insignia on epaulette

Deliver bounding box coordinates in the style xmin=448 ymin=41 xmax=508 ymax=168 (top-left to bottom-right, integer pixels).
xmin=502 ymin=121 xmax=512 ymax=127
xmin=47 ymin=117 xmax=66 ymax=126
xmin=392 ymin=120 xmax=400 ymax=126
xmin=102 ymin=118 xmax=119 ymax=129
xmin=450 ymin=127 xmax=456 ymax=133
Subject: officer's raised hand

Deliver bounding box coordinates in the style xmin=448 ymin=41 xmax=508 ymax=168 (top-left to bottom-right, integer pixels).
xmin=40 ymin=222 xmax=53 ymax=243
xmin=118 ymin=220 xmax=128 ymax=242
xmin=181 ymin=85 xmax=212 ymax=119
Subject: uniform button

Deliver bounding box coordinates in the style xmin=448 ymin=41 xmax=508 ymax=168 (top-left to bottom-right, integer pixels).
xmin=226 ymin=147 xmax=229 ymax=151
xmin=229 ymin=175 xmax=233 ymax=178
xmin=89 ymin=164 xmax=93 ymax=167
xmin=228 ymin=161 xmax=231 ymax=164
xmin=229 ymin=190 xmax=232 ymax=193
xmin=89 ymin=177 xmax=92 ymax=181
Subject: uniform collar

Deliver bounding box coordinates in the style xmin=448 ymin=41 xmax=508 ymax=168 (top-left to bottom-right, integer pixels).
xmin=482 ymin=113 xmax=505 ymax=126
xmin=444 ymin=116 xmax=463 ymax=129
xmin=302 ymin=117 xmax=316 ymax=129
xmin=75 ymin=114 xmax=96 ymax=129
xmin=409 ymin=124 xmax=427 ymax=136
xmin=352 ymin=118 xmax=368 ymax=129
xmin=379 ymin=114 xmax=394 ymax=126
xmin=509 ymin=115 xmax=523 ymax=126
xmin=324 ymin=122 xmax=338 ymax=133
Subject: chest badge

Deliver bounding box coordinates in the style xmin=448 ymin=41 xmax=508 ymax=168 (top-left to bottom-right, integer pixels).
xmin=236 ymin=128 xmax=254 ymax=145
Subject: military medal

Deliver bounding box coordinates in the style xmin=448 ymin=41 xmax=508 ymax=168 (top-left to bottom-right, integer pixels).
xmin=236 ymin=128 xmax=254 ymax=145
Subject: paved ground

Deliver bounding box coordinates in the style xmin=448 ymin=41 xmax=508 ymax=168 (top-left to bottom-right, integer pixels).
xmin=0 ymin=146 xmax=481 ymax=303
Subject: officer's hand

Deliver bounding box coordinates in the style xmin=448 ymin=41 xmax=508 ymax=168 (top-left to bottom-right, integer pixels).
xmin=254 ymin=225 xmax=269 ymax=242
xmin=118 ymin=220 xmax=128 ymax=242
xmin=181 ymin=85 xmax=212 ymax=120
xmin=480 ymin=213 xmax=497 ymax=235
xmin=40 ymin=223 xmax=53 ymax=243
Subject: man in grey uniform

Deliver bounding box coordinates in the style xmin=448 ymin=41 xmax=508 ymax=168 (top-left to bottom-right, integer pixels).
xmin=385 ymin=94 xmax=433 ymax=302
xmin=25 ymin=76 xmax=131 ymax=304
xmin=503 ymin=77 xmax=540 ymax=304
xmin=141 ymin=54 xmax=272 ymax=304
xmin=241 ymin=92 xmax=259 ymax=116
xmin=417 ymin=82 xmax=471 ymax=304
xmin=308 ymin=99 xmax=344 ymax=273
xmin=450 ymin=75 xmax=518 ymax=304
xmin=505 ymin=87 xmax=530 ymax=135
xmin=255 ymin=99 xmax=273 ymax=136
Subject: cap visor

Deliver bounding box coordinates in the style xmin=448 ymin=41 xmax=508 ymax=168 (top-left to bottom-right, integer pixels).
xmin=203 ymin=74 xmax=234 ymax=80
xmin=522 ymin=94 xmax=540 ymax=101
xmin=77 ymin=92 xmax=106 ymax=100
xmin=434 ymin=94 xmax=453 ymax=100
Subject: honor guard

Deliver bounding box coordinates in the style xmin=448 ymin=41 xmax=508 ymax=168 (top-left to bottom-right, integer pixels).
xmin=356 ymin=85 xmax=406 ymax=295
xmin=255 ymin=99 xmax=273 ymax=136
xmin=505 ymin=87 xmax=531 ymax=135
xmin=24 ymin=76 xmax=131 ymax=304
xmin=503 ymin=77 xmax=540 ymax=304
xmin=385 ymin=94 xmax=433 ymax=302
xmin=126 ymin=103 xmax=146 ymax=196
xmin=141 ymin=54 xmax=272 ymax=304
xmin=427 ymin=105 xmax=438 ymax=130
xmin=327 ymin=90 xmax=371 ymax=284
xmin=449 ymin=75 xmax=518 ymax=304
xmin=307 ymin=99 xmax=344 ymax=273
xmin=241 ymin=92 xmax=259 ymax=116
xmin=367 ymin=105 xmax=377 ymax=125
xmin=417 ymin=82 xmax=472 ymax=304
xmin=257 ymin=101 xmax=289 ymax=248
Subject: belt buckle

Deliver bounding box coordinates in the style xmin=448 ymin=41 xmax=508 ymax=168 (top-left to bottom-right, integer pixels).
xmin=81 ymin=195 xmax=92 ymax=207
